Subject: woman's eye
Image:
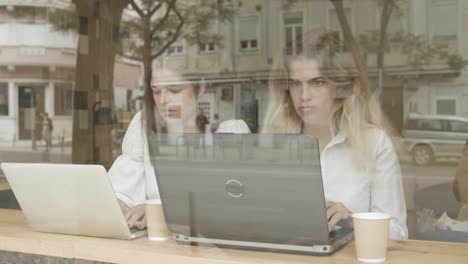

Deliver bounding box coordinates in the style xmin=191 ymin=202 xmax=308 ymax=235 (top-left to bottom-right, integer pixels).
xmin=152 ymin=89 xmax=161 ymax=95
xmin=288 ymin=79 xmax=301 ymax=88
xmin=311 ymin=79 xmax=326 ymax=87
xmin=168 ymin=88 xmax=183 ymax=94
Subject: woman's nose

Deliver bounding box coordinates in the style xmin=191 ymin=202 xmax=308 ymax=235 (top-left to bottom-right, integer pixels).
xmin=160 ymin=90 xmax=170 ymax=104
xmin=300 ymin=85 xmax=312 ymax=100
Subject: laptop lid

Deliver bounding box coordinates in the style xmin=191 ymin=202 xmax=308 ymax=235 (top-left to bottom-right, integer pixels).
xmin=148 ymin=133 xmax=330 ymax=246
xmin=1 ymin=163 xmax=140 ymax=239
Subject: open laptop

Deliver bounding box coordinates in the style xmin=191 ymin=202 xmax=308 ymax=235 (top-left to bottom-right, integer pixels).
xmin=1 ymin=163 xmax=146 ymax=239
xmin=148 ymin=133 xmax=353 ymax=255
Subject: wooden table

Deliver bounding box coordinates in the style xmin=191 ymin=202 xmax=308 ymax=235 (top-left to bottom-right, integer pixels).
xmin=0 ymin=209 xmax=467 ymax=264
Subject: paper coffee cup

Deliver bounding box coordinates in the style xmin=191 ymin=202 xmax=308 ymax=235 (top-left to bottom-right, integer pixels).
xmin=352 ymin=212 xmax=391 ymax=263
xmin=145 ymin=199 xmax=172 ymax=241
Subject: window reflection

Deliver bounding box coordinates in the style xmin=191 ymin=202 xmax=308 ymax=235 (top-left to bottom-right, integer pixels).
xmin=0 ymin=0 xmax=467 ymax=244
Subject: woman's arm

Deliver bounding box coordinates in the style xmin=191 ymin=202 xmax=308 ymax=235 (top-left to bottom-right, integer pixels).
xmin=370 ymin=131 xmax=408 ymax=240
xmin=108 ymin=111 xmax=146 ymax=208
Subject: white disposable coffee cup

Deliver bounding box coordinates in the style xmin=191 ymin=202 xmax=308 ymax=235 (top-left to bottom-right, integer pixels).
xmin=145 ymin=199 xmax=172 ymax=241
xmin=352 ymin=212 xmax=391 ymax=263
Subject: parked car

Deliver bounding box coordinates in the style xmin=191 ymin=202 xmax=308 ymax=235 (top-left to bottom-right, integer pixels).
xmin=402 ymin=113 xmax=468 ymax=165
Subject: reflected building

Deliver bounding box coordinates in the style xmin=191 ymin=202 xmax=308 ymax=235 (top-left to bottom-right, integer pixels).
xmin=157 ymin=0 xmax=468 ymax=134
xmin=0 ymin=0 xmax=142 ymax=146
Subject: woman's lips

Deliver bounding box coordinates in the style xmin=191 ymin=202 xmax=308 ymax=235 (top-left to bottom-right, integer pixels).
xmin=164 ymin=106 xmax=181 ymax=118
xmin=298 ymin=106 xmax=316 ymax=113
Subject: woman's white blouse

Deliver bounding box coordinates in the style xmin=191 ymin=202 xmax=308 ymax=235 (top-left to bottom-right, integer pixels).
xmin=109 ymin=113 xmax=407 ymax=240
xmin=108 ymin=111 xmax=153 ymax=208
xmin=321 ymin=128 xmax=408 ymax=240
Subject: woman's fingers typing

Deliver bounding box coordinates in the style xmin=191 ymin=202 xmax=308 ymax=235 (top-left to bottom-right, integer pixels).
xmin=326 ymin=201 xmax=352 ymax=232
xmin=125 ymin=204 xmax=145 ymax=228
xmin=134 ymin=215 xmax=147 ymax=230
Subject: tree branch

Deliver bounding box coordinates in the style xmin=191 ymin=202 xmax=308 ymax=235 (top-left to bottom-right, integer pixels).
xmin=130 ymin=0 xmax=146 ymax=18
xmin=150 ymin=0 xmax=177 ymax=36
xmin=149 ymin=0 xmax=164 ymax=17
xmin=151 ymin=3 xmax=184 ymax=59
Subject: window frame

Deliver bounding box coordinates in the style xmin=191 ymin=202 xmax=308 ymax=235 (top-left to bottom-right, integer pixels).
xmin=433 ymin=96 xmax=457 ymax=115
xmin=167 ymin=39 xmax=186 ymax=57
xmin=283 ymin=11 xmax=304 ymax=56
xmin=237 ymin=14 xmax=260 ymax=53
xmin=429 ymin=0 xmax=460 ymax=44
xmin=0 ymin=82 xmax=8 ymax=116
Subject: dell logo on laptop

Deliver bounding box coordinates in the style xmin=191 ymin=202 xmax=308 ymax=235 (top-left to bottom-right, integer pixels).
xmin=225 ymin=179 xmax=244 ymax=198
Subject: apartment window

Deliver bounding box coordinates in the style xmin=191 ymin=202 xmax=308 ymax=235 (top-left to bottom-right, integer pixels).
xmin=284 ymin=13 xmax=303 ymax=56
xmin=168 ymin=39 xmax=185 ymax=56
xmin=54 ymin=83 xmax=73 ymax=116
xmin=377 ymin=3 xmax=406 ymax=35
xmin=239 ymin=16 xmax=259 ymax=51
xmin=435 ymin=98 xmax=456 ymax=115
xmin=0 ymin=83 xmax=8 ymax=115
xmin=431 ymin=0 xmax=458 ymax=43
xmin=328 ymin=8 xmax=352 ymax=52
xmin=199 ymin=23 xmax=218 ymax=54
xmin=199 ymin=42 xmax=216 ymax=53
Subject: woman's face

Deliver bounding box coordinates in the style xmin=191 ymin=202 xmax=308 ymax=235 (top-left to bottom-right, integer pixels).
xmin=151 ymin=70 xmax=199 ymax=126
xmin=287 ymin=58 xmax=336 ymax=128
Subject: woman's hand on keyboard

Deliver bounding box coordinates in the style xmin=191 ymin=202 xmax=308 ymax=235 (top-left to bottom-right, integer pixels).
xmin=326 ymin=201 xmax=352 ymax=232
xmin=125 ymin=204 xmax=146 ymax=230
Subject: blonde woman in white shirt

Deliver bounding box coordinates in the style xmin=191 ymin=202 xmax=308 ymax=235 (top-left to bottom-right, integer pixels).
xmin=263 ymin=31 xmax=408 ymax=240
xmin=108 ymin=69 xmax=249 ymax=230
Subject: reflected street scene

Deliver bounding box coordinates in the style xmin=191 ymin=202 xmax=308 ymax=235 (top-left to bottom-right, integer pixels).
xmin=0 ymin=0 xmax=468 ymax=248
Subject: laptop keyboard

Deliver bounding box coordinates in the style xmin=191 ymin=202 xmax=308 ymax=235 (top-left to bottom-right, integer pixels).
xmin=330 ymin=227 xmax=352 ymax=242
xmin=130 ymin=227 xmax=145 ymax=233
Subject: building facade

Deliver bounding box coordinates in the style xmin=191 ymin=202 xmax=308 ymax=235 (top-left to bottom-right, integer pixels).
xmin=0 ymin=0 xmax=142 ymax=146
xmin=158 ymin=0 xmax=468 ymax=133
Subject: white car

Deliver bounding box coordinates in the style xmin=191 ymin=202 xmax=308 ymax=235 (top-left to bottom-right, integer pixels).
xmin=402 ymin=113 xmax=468 ymax=165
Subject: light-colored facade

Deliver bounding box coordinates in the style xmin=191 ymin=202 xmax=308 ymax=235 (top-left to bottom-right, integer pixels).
xmin=159 ymin=0 xmax=468 ymax=133
xmin=0 ymin=0 xmax=142 ymax=145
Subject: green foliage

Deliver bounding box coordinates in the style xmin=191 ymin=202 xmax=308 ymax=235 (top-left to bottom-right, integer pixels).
xmin=47 ymin=7 xmax=78 ymax=32
xmin=10 ymin=6 xmax=47 ymax=22
xmin=358 ymin=31 xmax=464 ymax=71
xmin=121 ymin=0 xmax=235 ymax=61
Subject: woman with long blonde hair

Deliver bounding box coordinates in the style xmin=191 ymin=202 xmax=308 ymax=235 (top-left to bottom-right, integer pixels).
xmin=263 ymin=31 xmax=408 ymax=239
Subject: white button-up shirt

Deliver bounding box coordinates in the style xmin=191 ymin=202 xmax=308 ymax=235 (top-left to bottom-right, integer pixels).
xmin=321 ymin=128 xmax=408 ymax=240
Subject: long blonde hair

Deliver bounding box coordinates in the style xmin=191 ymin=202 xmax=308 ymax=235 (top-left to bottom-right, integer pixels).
xmin=263 ymin=30 xmax=386 ymax=171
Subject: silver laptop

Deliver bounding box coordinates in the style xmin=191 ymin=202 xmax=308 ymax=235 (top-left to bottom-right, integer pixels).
xmin=148 ymin=133 xmax=353 ymax=255
xmin=1 ymin=163 xmax=146 ymax=239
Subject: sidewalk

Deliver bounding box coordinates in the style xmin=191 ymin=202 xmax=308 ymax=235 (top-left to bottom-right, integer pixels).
xmin=0 ymin=141 xmax=72 ymax=154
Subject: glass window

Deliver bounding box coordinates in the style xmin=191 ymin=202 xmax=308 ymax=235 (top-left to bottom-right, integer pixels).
xmin=54 ymin=83 xmax=73 ymax=116
xmin=199 ymin=23 xmax=218 ymax=54
xmin=284 ymin=13 xmax=303 ymax=56
xmin=0 ymin=0 xmax=467 ymax=247
xmin=431 ymin=0 xmax=458 ymax=42
xmin=449 ymin=121 xmax=468 ymax=133
xmin=239 ymin=16 xmax=259 ymax=51
xmin=168 ymin=39 xmax=185 ymax=56
xmin=436 ymin=99 xmax=456 ymax=115
xmin=0 ymin=83 xmax=8 ymax=115
xmin=416 ymin=119 xmax=444 ymax=131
